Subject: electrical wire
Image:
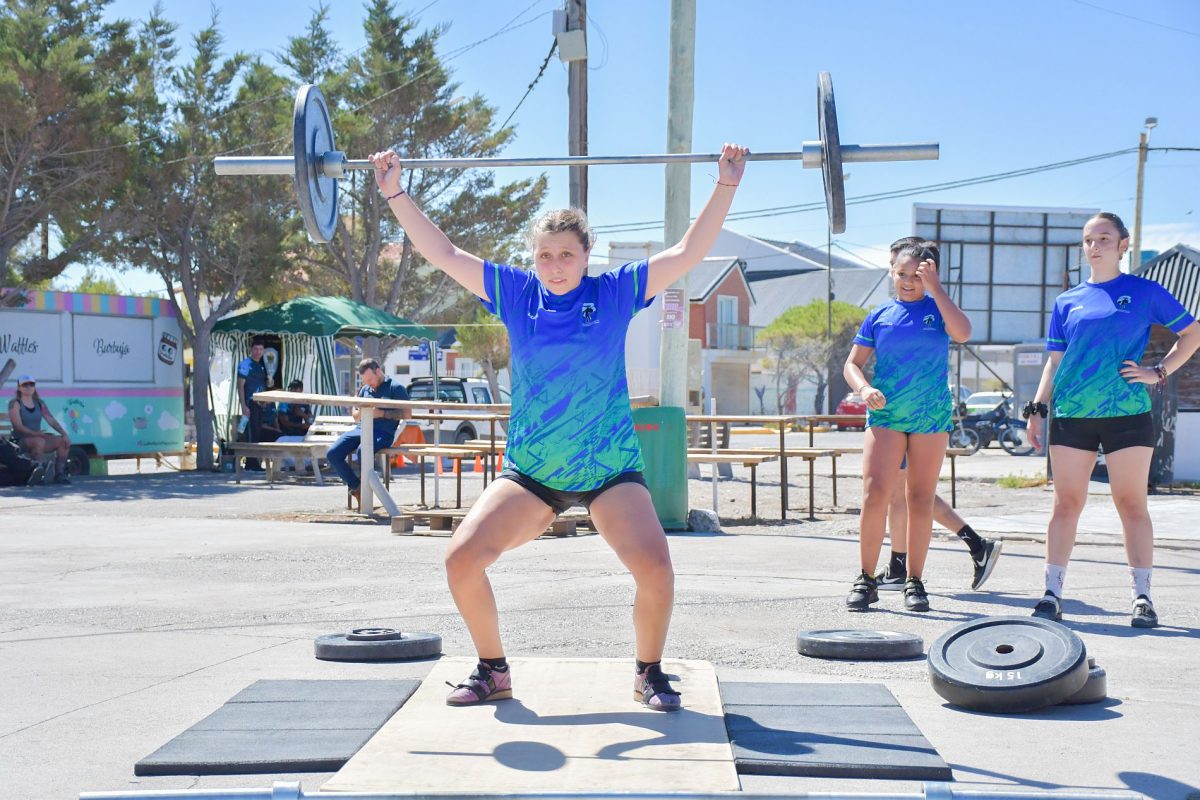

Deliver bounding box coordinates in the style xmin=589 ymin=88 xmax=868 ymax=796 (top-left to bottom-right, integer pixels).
xmin=1061 ymin=0 xmax=1200 ymax=38
xmin=497 ymin=39 xmax=558 ymax=130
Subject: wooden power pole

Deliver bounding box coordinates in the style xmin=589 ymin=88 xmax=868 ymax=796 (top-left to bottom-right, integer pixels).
xmin=566 ymin=0 xmax=588 ymax=211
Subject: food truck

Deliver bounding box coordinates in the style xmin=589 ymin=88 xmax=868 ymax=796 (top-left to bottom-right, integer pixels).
xmin=0 ymin=290 xmax=185 ymax=474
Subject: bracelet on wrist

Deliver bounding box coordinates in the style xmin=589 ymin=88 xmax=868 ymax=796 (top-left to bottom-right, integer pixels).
xmin=385 ymin=188 xmax=406 ymax=201
xmin=716 ymin=180 xmax=739 ymax=187
xmin=1021 ymin=401 xmax=1048 ymax=420
xmin=1153 ymin=363 xmax=1168 ymax=384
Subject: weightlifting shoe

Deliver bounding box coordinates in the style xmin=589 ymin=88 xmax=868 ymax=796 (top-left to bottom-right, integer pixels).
xmin=1031 ymin=592 xmax=1062 ymax=621
xmin=970 ymin=538 xmax=1004 ymax=590
xmin=846 ymin=571 xmax=879 ymax=611
xmin=903 ymin=577 xmax=930 ymax=612
xmin=445 ymin=662 xmax=512 ymax=706
xmin=874 ymin=565 xmax=905 ymax=591
xmin=634 ymin=662 xmax=681 ymax=711
xmin=1131 ymin=595 xmax=1159 ymax=629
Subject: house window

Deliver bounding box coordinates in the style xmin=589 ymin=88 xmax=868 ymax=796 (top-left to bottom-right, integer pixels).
xmin=717 ymin=295 xmax=738 ymax=348
xmin=394 ymin=364 xmax=410 ymax=375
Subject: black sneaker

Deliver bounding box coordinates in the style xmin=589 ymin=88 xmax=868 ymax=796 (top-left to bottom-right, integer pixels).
xmin=846 ymin=571 xmax=879 ymax=611
xmin=1131 ymin=595 xmax=1158 ymax=629
xmin=970 ymin=538 xmax=1003 ymax=590
xmin=903 ymin=577 xmax=930 ymax=612
xmin=26 ymin=461 xmax=48 ymax=487
xmin=54 ymin=472 xmax=72 ymax=484
xmin=1031 ymin=592 xmax=1062 ymax=621
xmin=874 ymin=565 xmax=905 ymax=591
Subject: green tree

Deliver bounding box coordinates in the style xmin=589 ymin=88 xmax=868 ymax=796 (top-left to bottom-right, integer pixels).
xmin=0 ymin=0 xmax=140 ymax=293
xmin=455 ymin=305 xmax=509 ymax=404
xmin=275 ymin=2 xmax=546 ymax=351
xmin=105 ymin=11 xmax=292 ymax=470
xmin=759 ymin=300 xmax=868 ymax=414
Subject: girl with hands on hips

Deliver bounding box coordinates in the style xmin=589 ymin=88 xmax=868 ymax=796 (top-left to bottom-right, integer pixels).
xmin=367 ymin=143 xmax=749 ymax=712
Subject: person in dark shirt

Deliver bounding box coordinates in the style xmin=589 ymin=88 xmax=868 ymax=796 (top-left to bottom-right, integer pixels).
xmin=327 ymin=359 xmax=410 ymax=501
xmin=278 ymin=379 xmax=313 ymax=437
xmin=235 ymin=338 xmax=270 ymax=470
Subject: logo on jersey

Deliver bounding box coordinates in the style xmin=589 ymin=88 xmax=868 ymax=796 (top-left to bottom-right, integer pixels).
xmin=581 ymin=302 xmax=598 ymax=326
xmin=922 ymin=314 xmax=936 ymax=329
xmin=1116 ymin=295 xmax=1132 ymax=311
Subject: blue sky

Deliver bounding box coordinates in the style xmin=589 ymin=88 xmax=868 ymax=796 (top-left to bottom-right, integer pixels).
xmin=87 ymin=0 xmax=1200 ymax=295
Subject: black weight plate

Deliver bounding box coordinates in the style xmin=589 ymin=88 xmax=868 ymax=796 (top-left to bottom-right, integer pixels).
xmin=1060 ymin=663 xmax=1107 ymax=705
xmin=314 ymin=631 xmax=441 ymax=662
xmin=797 ymin=629 xmax=924 ymax=660
xmin=293 ymin=84 xmax=338 ymax=243
xmin=817 ymin=72 xmax=846 ymax=234
xmin=928 ymin=616 xmax=1088 ymax=713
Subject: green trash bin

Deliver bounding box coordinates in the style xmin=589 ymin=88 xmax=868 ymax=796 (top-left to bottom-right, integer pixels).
xmin=633 ymin=406 xmax=688 ymax=530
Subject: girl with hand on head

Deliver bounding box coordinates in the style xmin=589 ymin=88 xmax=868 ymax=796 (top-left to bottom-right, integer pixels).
xmin=843 ymin=240 xmax=971 ymax=613
xmin=1025 ymin=212 xmax=1200 ymax=628
xmin=369 ymin=143 xmax=748 ymax=711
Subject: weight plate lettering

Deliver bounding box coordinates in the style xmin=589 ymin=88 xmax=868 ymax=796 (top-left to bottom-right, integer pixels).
xmin=928 ymin=616 xmax=1088 ymax=713
xmin=314 ymin=630 xmax=441 ymax=662
xmin=797 ymin=629 xmax=924 ymax=660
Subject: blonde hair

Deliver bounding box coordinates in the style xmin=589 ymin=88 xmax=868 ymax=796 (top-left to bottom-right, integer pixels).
xmin=526 ymin=208 xmax=595 ymax=252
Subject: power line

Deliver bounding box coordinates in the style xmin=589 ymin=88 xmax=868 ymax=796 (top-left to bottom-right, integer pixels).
xmin=1062 ymin=0 xmax=1200 ymax=38
xmin=498 ymin=39 xmax=558 ymax=130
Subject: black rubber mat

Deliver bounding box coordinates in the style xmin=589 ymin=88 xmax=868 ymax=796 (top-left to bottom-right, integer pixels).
xmin=134 ymin=679 xmax=420 ymax=776
xmin=720 ymin=681 xmax=952 ymax=780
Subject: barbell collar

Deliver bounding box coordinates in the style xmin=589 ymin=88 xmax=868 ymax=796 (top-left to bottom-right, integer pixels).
xmin=214 ymin=142 xmax=937 ymax=178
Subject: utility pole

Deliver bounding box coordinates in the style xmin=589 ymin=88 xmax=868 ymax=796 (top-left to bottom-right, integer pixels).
xmin=566 ymin=0 xmax=588 ymax=210
xmin=1131 ymin=116 xmax=1157 ymax=271
xmin=659 ymin=0 xmax=695 ymax=409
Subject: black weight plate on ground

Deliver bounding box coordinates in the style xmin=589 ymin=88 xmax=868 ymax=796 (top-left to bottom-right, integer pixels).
xmin=817 ymin=72 xmax=846 ymax=234
xmin=797 ymin=629 xmax=924 ymax=660
xmin=345 ymin=628 xmax=404 ymax=642
xmin=928 ymin=616 xmax=1088 ymax=713
xmin=293 ymin=84 xmax=338 ymax=243
xmin=1060 ymin=663 xmax=1107 ymax=705
xmin=314 ymin=631 xmax=441 ymax=662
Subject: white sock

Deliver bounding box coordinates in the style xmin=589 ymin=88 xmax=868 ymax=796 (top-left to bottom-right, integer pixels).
xmin=1130 ymin=567 xmax=1152 ymax=602
xmin=1044 ymin=563 xmax=1067 ymax=599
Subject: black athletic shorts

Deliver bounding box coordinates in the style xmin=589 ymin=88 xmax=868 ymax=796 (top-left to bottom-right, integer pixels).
xmin=1050 ymin=412 xmax=1154 ymax=453
xmin=498 ymin=469 xmax=648 ymax=515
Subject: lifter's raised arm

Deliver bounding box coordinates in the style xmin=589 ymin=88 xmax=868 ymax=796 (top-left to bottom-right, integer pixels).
xmin=371 ymin=150 xmax=487 ymax=299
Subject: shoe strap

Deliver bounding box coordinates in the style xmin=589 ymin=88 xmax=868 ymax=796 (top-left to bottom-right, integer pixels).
xmin=640 ymin=667 xmax=681 ymax=699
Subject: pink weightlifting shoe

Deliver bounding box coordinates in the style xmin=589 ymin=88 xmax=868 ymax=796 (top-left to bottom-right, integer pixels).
xmin=634 ymin=662 xmax=681 ymax=711
xmin=446 ymin=662 xmax=513 ymax=706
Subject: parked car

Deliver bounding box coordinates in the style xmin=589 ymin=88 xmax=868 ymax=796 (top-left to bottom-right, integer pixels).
xmin=834 ymin=392 xmax=867 ymax=430
xmin=963 ymin=391 xmax=1013 ymax=417
xmin=406 ymin=377 xmax=510 ymax=444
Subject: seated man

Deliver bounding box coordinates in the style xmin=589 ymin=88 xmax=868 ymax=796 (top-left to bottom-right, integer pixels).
xmin=328 ymin=358 xmax=410 ymax=502
xmin=278 ymin=380 xmax=313 ymax=437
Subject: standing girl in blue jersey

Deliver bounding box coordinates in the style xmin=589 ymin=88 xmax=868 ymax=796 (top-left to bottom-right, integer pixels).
xmin=369 ymin=143 xmax=748 ymax=711
xmin=843 ymin=240 xmax=971 ymax=612
xmin=1025 ymin=212 xmax=1199 ymax=628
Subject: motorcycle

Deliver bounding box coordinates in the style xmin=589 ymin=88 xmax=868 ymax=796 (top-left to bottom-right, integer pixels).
xmin=951 ymin=401 xmax=1035 ymax=456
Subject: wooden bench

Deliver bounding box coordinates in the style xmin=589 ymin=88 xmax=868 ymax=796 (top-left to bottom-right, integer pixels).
xmin=228 ymin=441 xmax=332 ymax=484
xmin=690 ymin=448 xmax=835 ymax=520
xmin=687 ymin=452 xmax=777 ymax=521
xmin=383 ymin=445 xmax=497 ymax=508
xmin=392 ymin=507 xmax=594 ymax=537
xmin=820 ymin=446 xmax=973 ymax=508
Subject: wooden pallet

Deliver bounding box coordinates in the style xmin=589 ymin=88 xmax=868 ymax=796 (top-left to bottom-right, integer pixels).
xmin=391 ymin=507 xmax=594 ymax=537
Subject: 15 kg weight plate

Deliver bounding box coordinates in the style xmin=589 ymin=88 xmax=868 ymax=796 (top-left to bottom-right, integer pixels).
xmin=797 ymin=629 xmax=924 ymax=660
xmin=928 ymin=616 xmax=1088 ymax=713
xmin=293 ymin=84 xmax=339 ymax=243
xmin=314 ymin=629 xmax=441 ymax=662
xmin=817 ymin=72 xmax=846 ymax=234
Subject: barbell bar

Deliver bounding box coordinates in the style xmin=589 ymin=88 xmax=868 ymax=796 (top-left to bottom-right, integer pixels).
xmin=213 ymin=72 xmax=940 ymax=243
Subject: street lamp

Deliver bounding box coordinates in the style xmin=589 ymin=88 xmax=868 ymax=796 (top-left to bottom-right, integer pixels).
xmin=1131 ymin=116 xmax=1157 ymax=271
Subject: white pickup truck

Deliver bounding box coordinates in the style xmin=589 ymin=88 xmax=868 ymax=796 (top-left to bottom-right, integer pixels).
xmin=406 ymin=377 xmax=510 ymax=444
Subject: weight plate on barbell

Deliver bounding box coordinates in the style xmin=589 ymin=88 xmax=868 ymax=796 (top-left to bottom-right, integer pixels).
xmin=314 ymin=630 xmax=442 ymax=662
xmin=817 ymin=72 xmax=846 ymax=235
xmin=293 ymin=84 xmax=338 ymax=244
xmin=1060 ymin=660 xmax=1107 ymax=705
xmin=797 ymin=629 xmax=924 ymax=660
xmin=928 ymin=616 xmax=1088 ymax=713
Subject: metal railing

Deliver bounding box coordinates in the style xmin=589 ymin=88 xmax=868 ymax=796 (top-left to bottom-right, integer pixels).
xmin=705 ymin=322 xmax=761 ymax=350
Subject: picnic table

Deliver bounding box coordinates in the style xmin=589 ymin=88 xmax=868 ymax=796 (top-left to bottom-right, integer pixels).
xmin=253 ymin=390 xmax=508 ymax=515
xmin=686 ymin=414 xmax=804 ymax=520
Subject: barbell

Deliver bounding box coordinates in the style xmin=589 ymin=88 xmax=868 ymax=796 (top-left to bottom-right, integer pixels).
xmin=214 ymin=72 xmax=939 ymax=243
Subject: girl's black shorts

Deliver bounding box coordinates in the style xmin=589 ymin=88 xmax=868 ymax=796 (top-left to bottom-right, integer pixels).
xmin=498 ymin=468 xmax=648 ymax=515
xmin=1050 ymin=412 xmax=1154 ymax=453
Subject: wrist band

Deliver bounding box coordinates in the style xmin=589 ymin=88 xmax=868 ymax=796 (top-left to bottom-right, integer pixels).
xmin=1021 ymin=401 xmax=1048 ymax=420
xmin=1154 ymin=363 xmax=1168 ymax=384
xmin=385 ymin=188 xmax=406 ymax=201
xmin=716 ymin=181 xmax=739 ymax=187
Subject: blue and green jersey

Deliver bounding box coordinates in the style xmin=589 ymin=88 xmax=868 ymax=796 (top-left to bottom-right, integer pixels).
xmin=479 ymin=259 xmax=653 ymax=490
xmin=853 ymin=296 xmax=953 ymax=434
xmin=1046 ymin=273 xmax=1193 ymax=418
